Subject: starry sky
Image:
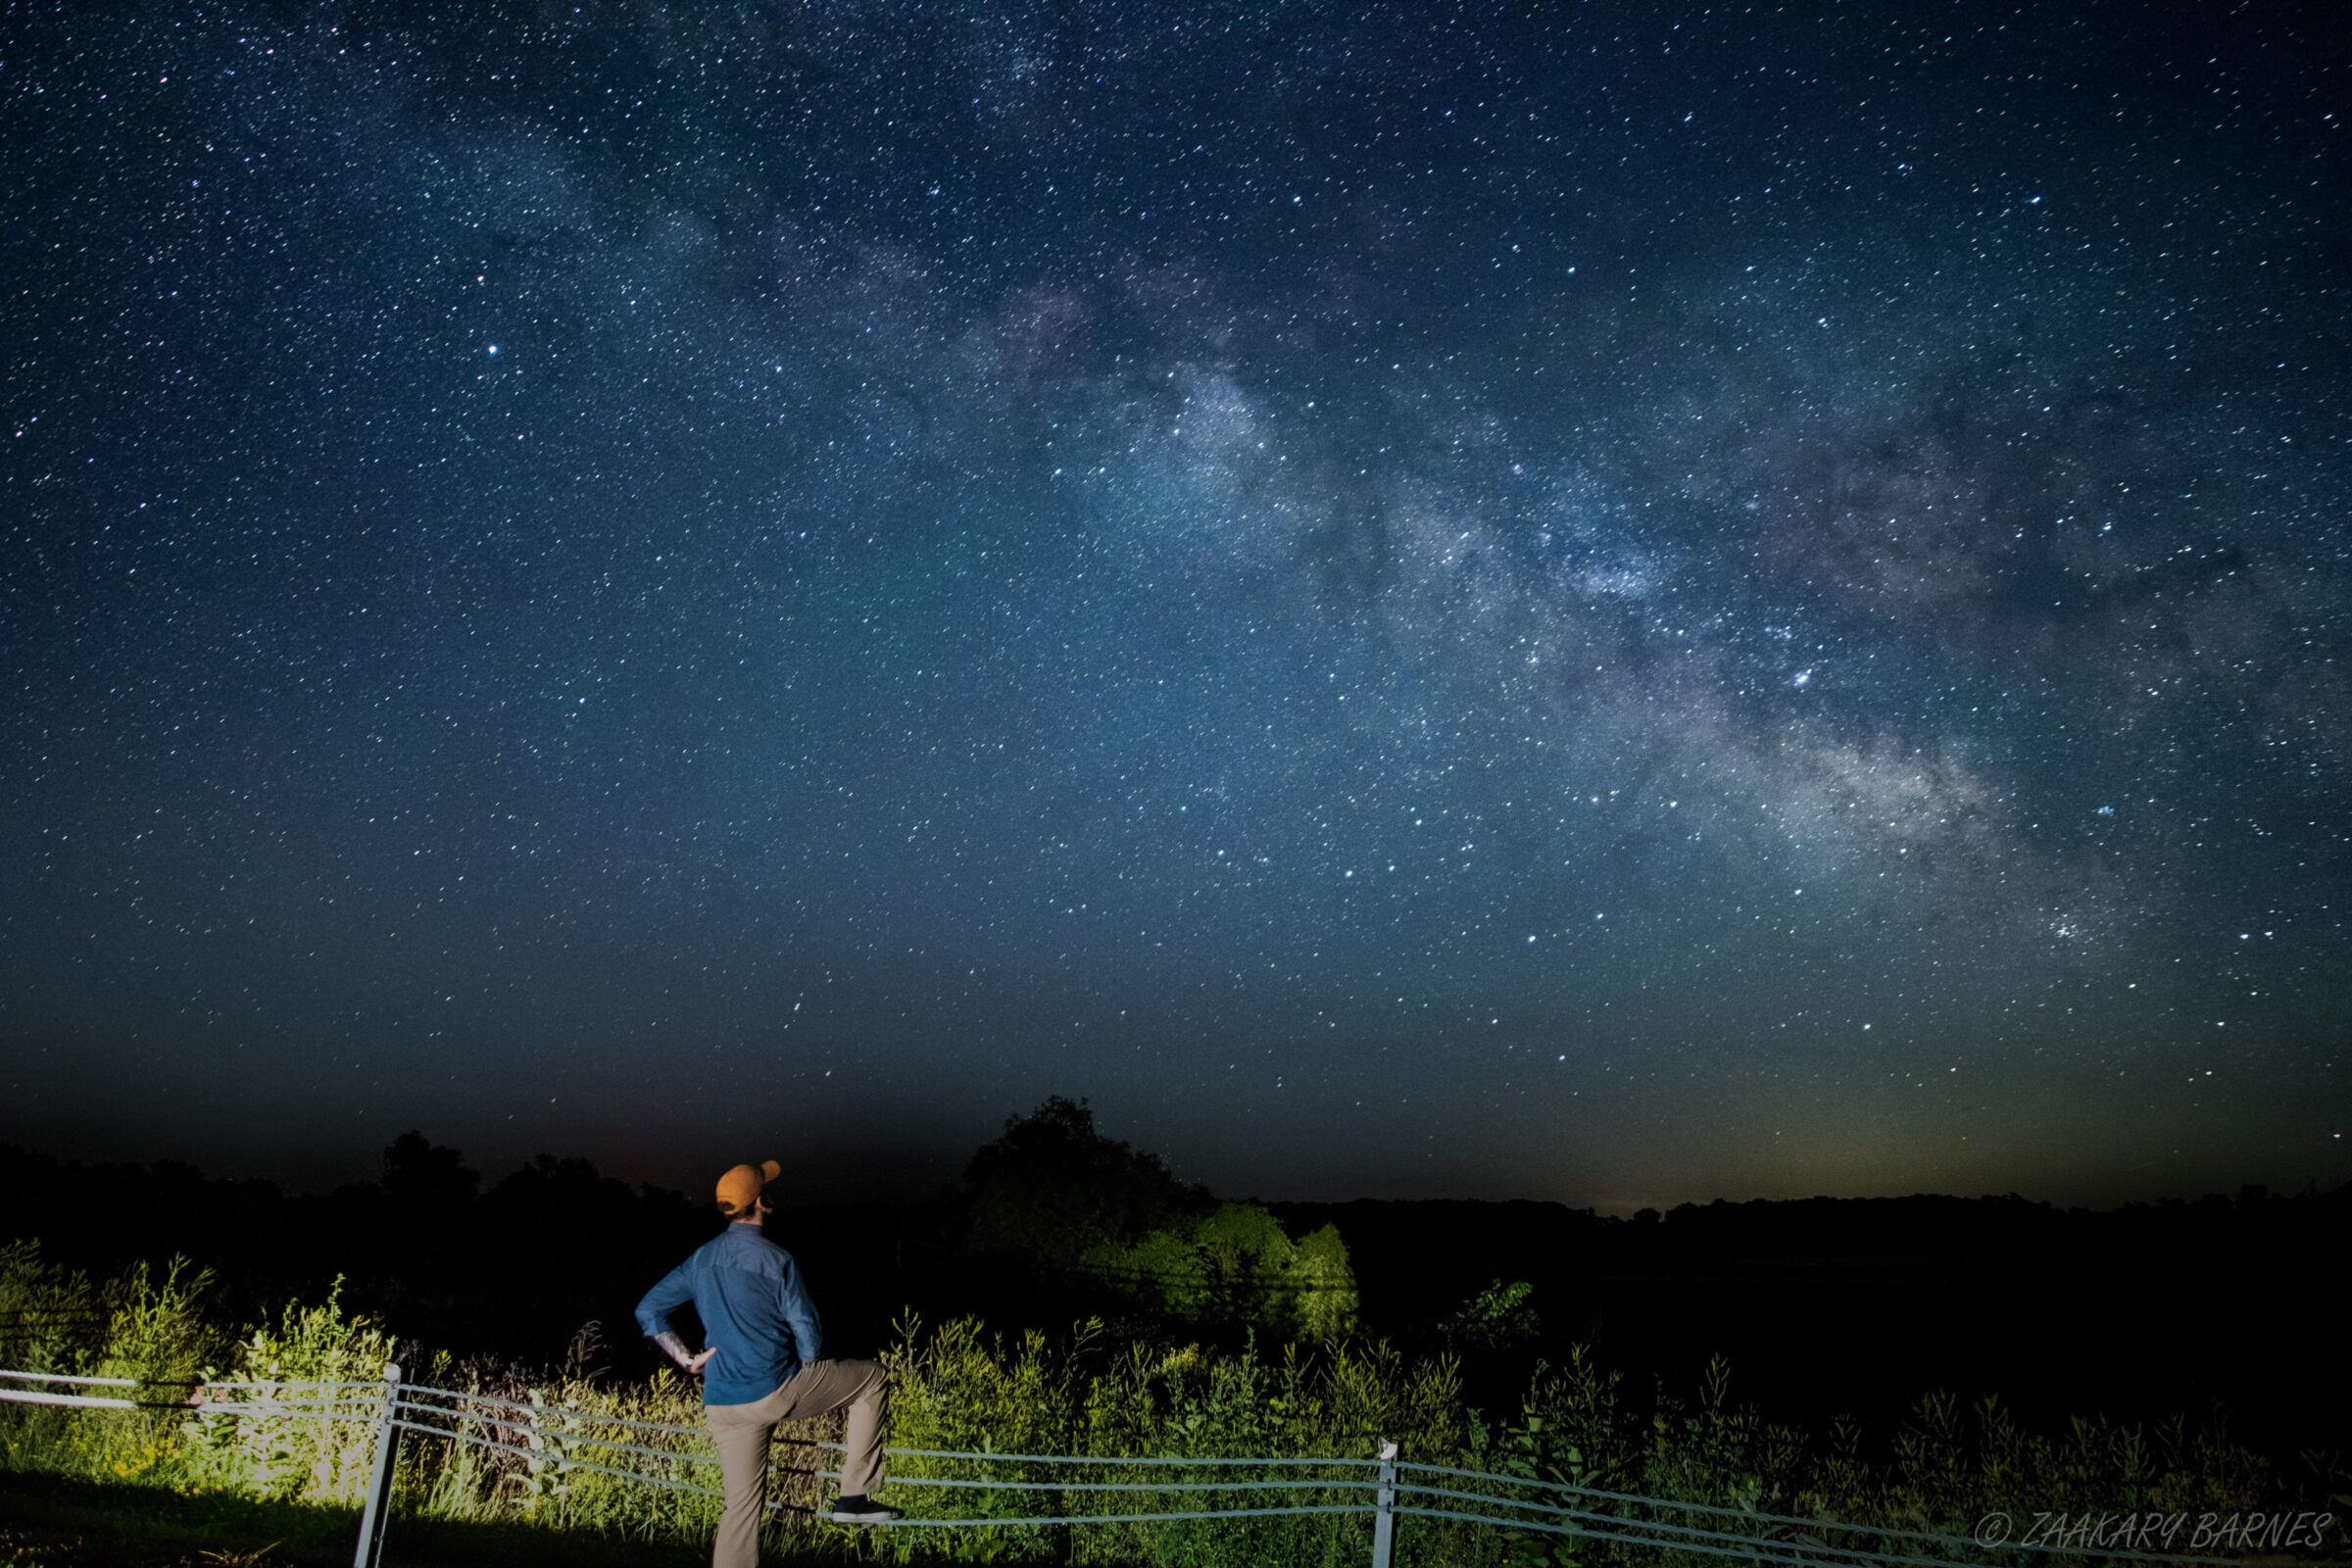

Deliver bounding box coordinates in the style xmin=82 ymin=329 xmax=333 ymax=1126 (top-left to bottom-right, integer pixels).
xmin=4 ymin=0 xmax=2346 ymax=1210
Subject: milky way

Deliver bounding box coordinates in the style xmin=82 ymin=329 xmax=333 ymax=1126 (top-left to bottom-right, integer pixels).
xmin=4 ymin=1 xmax=2345 ymax=1205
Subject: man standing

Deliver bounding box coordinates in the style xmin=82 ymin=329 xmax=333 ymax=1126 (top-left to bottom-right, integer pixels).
xmin=636 ymin=1158 xmax=900 ymax=1568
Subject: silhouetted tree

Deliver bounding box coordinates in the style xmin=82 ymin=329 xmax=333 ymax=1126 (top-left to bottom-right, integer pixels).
xmin=380 ymin=1131 xmax=479 ymax=1209
xmin=962 ymin=1098 xmax=1204 ymax=1265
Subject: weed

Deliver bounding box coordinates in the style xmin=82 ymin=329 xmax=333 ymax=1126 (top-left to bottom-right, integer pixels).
xmin=0 ymin=1243 xmax=2313 ymax=1567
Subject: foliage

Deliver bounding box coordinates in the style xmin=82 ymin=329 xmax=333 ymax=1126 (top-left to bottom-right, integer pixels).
xmin=962 ymin=1098 xmax=1207 ymax=1267
xmin=875 ymin=1312 xmax=1460 ymax=1566
xmin=0 ymin=1240 xmax=107 ymax=1380
xmin=958 ymin=1103 xmax=1358 ymax=1348
xmin=0 ymin=1239 xmax=228 ymax=1487
xmin=1084 ymin=1203 xmax=1361 ymax=1345
xmin=181 ymin=1284 xmax=408 ymax=1505
xmin=1439 ymin=1281 xmax=1540 ymax=1357
xmin=0 ymin=1241 xmax=2320 ymax=1567
xmin=1464 ymin=1350 xmax=2286 ymax=1568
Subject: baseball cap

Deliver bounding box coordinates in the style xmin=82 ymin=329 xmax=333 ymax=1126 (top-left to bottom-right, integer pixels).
xmin=715 ymin=1159 xmax=781 ymax=1215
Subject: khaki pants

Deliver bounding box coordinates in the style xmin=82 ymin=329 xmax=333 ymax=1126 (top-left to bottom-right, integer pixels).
xmin=704 ymin=1358 xmax=888 ymax=1568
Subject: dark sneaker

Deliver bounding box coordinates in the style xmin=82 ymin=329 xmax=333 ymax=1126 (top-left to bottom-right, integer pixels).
xmin=830 ymin=1495 xmax=904 ymax=1525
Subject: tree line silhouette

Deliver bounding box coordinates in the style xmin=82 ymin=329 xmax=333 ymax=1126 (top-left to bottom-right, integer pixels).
xmin=3 ymin=1106 xmax=2344 ymax=1458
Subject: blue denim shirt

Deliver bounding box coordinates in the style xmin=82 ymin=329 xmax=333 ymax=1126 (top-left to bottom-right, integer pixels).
xmin=634 ymin=1222 xmax=824 ymax=1406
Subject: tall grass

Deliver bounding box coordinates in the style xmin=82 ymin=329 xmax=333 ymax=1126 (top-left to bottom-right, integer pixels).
xmin=0 ymin=1239 xmax=2320 ymax=1566
xmin=872 ymin=1314 xmax=1469 ymax=1565
xmin=1458 ymin=1348 xmax=2288 ymax=1568
xmin=0 ymin=1237 xmax=223 ymax=1488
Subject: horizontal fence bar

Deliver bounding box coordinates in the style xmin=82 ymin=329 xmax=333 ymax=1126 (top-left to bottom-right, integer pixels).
xmin=0 ymin=1390 xmax=373 ymax=1416
xmin=390 ymin=1400 xmax=716 ymax=1477
xmin=1396 ymin=1502 xmax=1868 ymax=1563
xmin=1397 ymin=1503 xmax=2240 ymax=1568
xmin=403 ymin=1384 xmax=1378 ymax=1471
xmin=1395 ymin=1480 xmax=2000 ymax=1568
xmin=385 ymin=1407 xmax=1383 ymax=1529
xmin=874 ymin=1502 xmax=1376 ymax=1529
xmin=389 ymin=1403 xmax=1369 ymax=1503
xmin=880 ymin=1474 xmax=1381 ymax=1494
xmin=0 ymin=1388 xmax=143 ymax=1410
xmin=880 ymin=1446 xmax=1378 ymax=1467
xmin=1400 ymin=1502 xmax=1989 ymax=1568
xmin=385 ymin=1417 xmax=730 ymax=1502
xmin=0 ymin=1369 xmax=142 ymax=1388
xmin=383 ymin=1419 xmax=1376 ymax=1534
xmin=398 ymin=1384 xmax=710 ymax=1441
xmin=392 ymin=1415 xmax=854 ymax=1518
xmin=1393 ymin=1462 xmax=2240 ymax=1566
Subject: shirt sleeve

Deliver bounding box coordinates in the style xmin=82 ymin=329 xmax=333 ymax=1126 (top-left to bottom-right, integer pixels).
xmin=778 ymin=1254 xmax=824 ymax=1364
xmin=634 ymin=1259 xmax=695 ymax=1341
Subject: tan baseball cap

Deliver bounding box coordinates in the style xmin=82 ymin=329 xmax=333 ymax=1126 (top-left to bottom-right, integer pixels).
xmin=715 ymin=1159 xmax=781 ymax=1214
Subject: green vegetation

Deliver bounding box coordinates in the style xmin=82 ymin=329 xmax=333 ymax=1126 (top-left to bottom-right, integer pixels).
xmin=1082 ymin=1201 xmax=1360 ymax=1345
xmin=1437 ymin=1281 xmax=1540 ymax=1357
xmin=961 ymin=1098 xmax=1360 ymax=1346
xmin=1 ymin=1237 xmax=2320 ymax=1567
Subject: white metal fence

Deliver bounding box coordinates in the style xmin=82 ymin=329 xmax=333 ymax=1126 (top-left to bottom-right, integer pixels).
xmin=0 ymin=1367 xmax=2243 ymax=1568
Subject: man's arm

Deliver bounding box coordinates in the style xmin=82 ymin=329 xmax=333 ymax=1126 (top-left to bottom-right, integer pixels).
xmin=654 ymin=1331 xmax=716 ymax=1375
xmin=778 ymin=1254 xmax=824 ymax=1366
xmin=635 ymin=1262 xmax=717 ymax=1375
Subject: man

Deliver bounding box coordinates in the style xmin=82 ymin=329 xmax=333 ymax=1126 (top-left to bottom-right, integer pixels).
xmin=636 ymin=1158 xmax=900 ymax=1568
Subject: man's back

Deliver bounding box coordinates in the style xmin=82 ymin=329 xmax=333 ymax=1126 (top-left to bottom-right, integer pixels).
xmin=635 ymin=1223 xmax=823 ymax=1405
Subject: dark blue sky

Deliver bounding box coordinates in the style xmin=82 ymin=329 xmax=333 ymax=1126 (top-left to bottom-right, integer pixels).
xmin=4 ymin=0 xmax=2345 ymax=1209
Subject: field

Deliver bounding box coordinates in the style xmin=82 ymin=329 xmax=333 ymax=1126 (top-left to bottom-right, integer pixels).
xmin=2 ymin=1237 xmax=2327 ymax=1568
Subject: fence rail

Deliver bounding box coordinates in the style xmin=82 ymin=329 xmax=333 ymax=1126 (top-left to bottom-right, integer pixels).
xmin=0 ymin=1366 xmax=2246 ymax=1568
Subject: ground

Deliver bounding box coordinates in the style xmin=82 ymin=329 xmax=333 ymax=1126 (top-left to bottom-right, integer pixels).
xmin=0 ymin=1472 xmax=725 ymax=1568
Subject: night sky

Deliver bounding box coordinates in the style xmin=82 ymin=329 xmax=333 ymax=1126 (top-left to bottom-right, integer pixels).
xmin=5 ymin=1 xmax=2346 ymax=1211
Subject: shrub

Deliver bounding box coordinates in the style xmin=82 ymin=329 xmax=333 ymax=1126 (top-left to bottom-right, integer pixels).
xmin=0 ymin=1242 xmax=2317 ymax=1568
xmin=1084 ymin=1203 xmax=1361 ymax=1346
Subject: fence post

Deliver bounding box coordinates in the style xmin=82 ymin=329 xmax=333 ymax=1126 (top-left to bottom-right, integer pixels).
xmin=1370 ymin=1439 xmax=1399 ymax=1568
xmin=352 ymin=1361 xmax=402 ymax=1568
